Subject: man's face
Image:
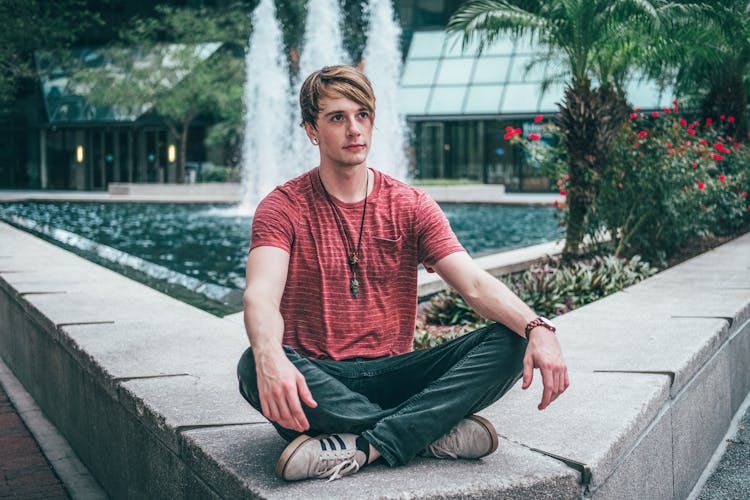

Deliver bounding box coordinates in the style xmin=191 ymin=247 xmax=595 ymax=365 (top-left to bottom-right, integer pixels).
xmin=305 ymin=93 xmax=374 ymax=170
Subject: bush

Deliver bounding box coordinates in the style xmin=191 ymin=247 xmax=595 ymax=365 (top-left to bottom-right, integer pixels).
xmin=413 ymin=254 xmax=657 ymax=349
xmin=595 ymin=105 xmax=750 ymax=263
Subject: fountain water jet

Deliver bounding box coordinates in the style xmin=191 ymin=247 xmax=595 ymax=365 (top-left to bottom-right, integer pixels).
xmin=239 ymin=0 xmax=292 ymax=214
xmin=362 ymin=0 xmax=408 ymax=180
xmin=292 ymin=0 xmax=350 ymax=171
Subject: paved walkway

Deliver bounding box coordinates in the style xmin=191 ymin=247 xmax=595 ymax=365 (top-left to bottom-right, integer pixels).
xmin=0 ymin=383 xmax=69 ymax=499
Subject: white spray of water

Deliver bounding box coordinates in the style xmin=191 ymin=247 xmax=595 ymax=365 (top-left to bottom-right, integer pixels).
xmin=292 ymin=0 xmax=350 ymax=170
xmin=362 ymin=0 xmax=408 ymax=180
xmin=239 ymin=0 xmax=292 ymax=214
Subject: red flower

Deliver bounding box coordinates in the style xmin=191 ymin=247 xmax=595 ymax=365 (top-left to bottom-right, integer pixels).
xmin=534 ymin=115 xmax=543 ymax=123
xmin=700 ymin=139 xmax=708 ymax=145
xmin=663 ymin=107 xmax=671 ymax=113
xmin=691 ymin=162 xmax=698 ymax=168
xmin=635 ymin=107 xmax=641 ymax=111
xmin=633 ymin=142 xmax=640 ymax=148
xmin=679 ymin=118 xmax=687 ymax=126
xmin=728 ymin=116 xmax=735 ymax=123
xmin=673 ymin=99 xmax=679 ymax=106
xmin=686 ymin=141 xmax=692 ymax=146
xmin=638 ymin=130 xmax=648 ymax=138
xmin=668 ymin=148 xmax=676 ymax=155
xmin=706 ymin=118 xmax=713 ymax=126
xmin=505 ymin=126 xmax=514 ymax=132
xmin=720 ymin=115 xmax=726 ymax=120
xmin=741 ymin=191 xmax=748 ymax=198
xmin=559 ymin=189 xmax=567 ymax=196
xmin=718 ymin=174 xmax=726 ymax=181
xmin=564 ymin=174 xmax=570 ymax=180
xmin=747 ymin=205 xmax=750 ymax=211
xmin=629 ymin=112 xmax=638 ymax=119
xmin=503 ymin=128 xmax=522 ymax=140
xmin=727 ymin=135 xmax=733 ymax=141
xmin=665 ymin=141 xmax=673 ymax=147
xmin=713 ymin=154 xmax=724 ymax=161
xmin=651 ymin=111 xmax=660 ymax=118
xmin=687 ymin=128 xmax=696 ymax=135
xmin=697 ymin=181 xmax=705 ymax=190
xmin=528 ymin=133 xmax=541 ymax=140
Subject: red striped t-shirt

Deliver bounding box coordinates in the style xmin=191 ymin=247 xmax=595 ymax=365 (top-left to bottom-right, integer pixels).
xmin=250 ymin=168 xmax=464 ymax=360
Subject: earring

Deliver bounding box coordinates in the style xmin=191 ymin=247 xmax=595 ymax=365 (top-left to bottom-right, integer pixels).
xmin=312 ymin=137 xmax=319 ymax=145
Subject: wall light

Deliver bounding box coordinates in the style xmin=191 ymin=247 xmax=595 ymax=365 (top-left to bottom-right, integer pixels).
xmin=76 ymin=145 xmax=84 ymax=164
xmin=168 ymin=144 xmax=176 ymax=163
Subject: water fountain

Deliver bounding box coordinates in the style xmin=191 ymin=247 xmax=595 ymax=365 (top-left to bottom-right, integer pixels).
xmin=238 ymin=0 xmax=292 ymax=214
xmin=362 ymin=0 xmax=408 ymax=180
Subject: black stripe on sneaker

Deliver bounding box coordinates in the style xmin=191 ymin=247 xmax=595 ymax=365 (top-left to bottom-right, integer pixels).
xmin=326 ymin=437 xmax=336 ymax=450
xmin=333 ymin=434 xmax=346 ymax=450
xmin=320 ymin=438 xmax=327 ymax=451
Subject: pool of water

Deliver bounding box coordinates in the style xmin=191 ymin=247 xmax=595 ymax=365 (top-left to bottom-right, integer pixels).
xmin=0 ymin=201 xmax=562 ymax=314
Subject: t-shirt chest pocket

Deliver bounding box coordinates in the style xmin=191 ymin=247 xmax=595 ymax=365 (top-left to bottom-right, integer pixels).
xmin=366 ymin=235 xmax=403 ymax=282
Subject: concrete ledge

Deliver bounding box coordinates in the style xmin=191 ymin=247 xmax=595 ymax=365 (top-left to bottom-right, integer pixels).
xmin=1 ymin=220 xmax=749 ymax=499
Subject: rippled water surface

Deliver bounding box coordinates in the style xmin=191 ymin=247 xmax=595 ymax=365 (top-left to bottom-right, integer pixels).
xmin=0 ymin=201 xmax=562 ymax=311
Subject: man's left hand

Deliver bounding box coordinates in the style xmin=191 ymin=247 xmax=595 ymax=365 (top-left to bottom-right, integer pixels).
xmin=522 ymin=329 xmax=569 ymax=410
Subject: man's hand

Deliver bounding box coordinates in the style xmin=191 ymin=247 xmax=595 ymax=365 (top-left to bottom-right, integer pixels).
xmin=522 ymin=329 xmax=569 ymax=410
xmin=255 ymin=351 xmax=317 ymax=432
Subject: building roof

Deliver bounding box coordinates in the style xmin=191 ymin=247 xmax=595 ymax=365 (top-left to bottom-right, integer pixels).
xmin=399 ymin=31 xmax=674 ymax=117
xmin=35 ymin=43 xmax=221 ymax=124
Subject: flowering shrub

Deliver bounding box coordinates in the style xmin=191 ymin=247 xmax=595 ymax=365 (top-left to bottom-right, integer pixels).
xmin=511 ymin=105 xmax=750 ymax=264
xmin=595 ymin=103 xmax=750 ymax=262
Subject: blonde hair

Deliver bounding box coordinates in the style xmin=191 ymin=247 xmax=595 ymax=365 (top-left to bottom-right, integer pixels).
xmin=299 ymin=65 xmax=376 ymax=129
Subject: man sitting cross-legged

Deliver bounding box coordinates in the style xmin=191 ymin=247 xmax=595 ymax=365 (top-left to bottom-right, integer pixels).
xmin=237 ymin=65 xmax=569 ymax=482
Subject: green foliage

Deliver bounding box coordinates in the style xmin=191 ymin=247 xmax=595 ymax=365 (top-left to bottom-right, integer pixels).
xmin=595 ymin=107 xmax=750 ymax=263
xmin=0 ymin=0 xmax=99 ymax=102
xmin=413 ymin=254 xmax=657 ymax=349
xmin=201 ymin=165 xmax=241 ymax=183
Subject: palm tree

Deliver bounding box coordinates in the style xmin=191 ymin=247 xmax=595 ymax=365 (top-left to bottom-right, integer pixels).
xmin=670 ymin=0 xmax=750 ymax=139
xmin=448 ymin=0 xmax=692 ymax=258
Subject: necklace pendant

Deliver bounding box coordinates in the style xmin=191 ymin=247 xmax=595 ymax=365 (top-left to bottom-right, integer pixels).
xmin=350 ymin=276 xmax=359 ymax=298
xmin=349 ymin=253 xmax=359 ymax=266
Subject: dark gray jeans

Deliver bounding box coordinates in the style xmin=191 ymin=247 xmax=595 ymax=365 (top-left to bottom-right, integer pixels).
xmin=237 ymin=322 xmax=526 ymax=466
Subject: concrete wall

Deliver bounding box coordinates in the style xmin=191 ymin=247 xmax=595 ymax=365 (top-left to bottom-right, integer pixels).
xmin=1 ymin=220 xmax=748 ymax=499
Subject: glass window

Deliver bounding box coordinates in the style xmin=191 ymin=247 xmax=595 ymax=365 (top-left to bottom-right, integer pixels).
xmin=464 ymin=85 xmax=503 ymax=114
xmin=428 ymin=87 xmax=466 ymax=114
xmin=537 ymin=82 xmax=566 ymax=112
xmin=501 ymin=84 xmax=542 ymax=113
xmin=401 ymin=59 xmax=439 ymax=85
xmin=481 ymin=37 xmax=515 ymax=56
xmin=435 ymin=58 xmax=475 ymax=85
xmin=442 ymin=34 xmax=482 ymax=57
xmin=626 ymin=79 xmax=665 ymax=109
xmin=513 ymin=35 xmax=539 ymax=55
xmin=407 ymin=31 xmax=446 ymax=58
xmin=398 ymin=87 xmax=432 ymax=115
xmin=508 ymin=55 xmax=545 ymax=82
xmin=472 ymin=56 xmax=512 ymax=84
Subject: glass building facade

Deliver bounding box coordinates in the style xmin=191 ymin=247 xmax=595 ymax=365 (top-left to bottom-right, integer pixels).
xmin=399 ymin=30 xmax=674 ymax=191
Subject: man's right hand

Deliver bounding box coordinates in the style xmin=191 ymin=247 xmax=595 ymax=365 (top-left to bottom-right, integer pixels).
xmin=255 ymin=351 xmax=317 ymax=432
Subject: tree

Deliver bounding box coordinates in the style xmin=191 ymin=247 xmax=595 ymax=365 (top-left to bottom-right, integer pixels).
xmin=0 ymin=0 xmax=96 ymax=103
xmin=447 ymin=0 xmax=694 ymax=258
xmin=74 ymin=3 xmax=250 ymax=182
xmin=669 ymin=1 xmax=750 ymax=139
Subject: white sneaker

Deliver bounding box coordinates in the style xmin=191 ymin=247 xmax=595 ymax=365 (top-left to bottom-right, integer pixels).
xmin=420 ymin=415 xmax=499 ymax=459
xmin=275 ymin=433 xmax=367 ymax=482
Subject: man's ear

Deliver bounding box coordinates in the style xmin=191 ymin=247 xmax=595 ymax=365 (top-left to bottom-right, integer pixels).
xmin=303 ymin=122 xmax=317 ymax=143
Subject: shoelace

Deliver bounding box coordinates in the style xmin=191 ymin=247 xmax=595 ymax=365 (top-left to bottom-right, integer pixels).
xmin=317 ymin=458 xmax=361 ymax=482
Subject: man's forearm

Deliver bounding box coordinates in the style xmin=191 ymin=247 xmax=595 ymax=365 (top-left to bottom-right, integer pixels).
xmin=462 ymin=271 xmax=537 ymax=337
xmin=243 ymin=294 xmax=286 ymax=357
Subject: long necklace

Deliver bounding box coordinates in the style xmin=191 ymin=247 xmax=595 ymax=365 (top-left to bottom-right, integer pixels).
xmin=319 ymin=169 xmax=368 ymax=298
